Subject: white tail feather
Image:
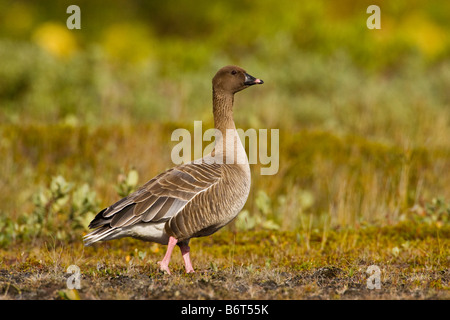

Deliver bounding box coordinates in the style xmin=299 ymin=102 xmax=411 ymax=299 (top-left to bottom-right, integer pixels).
xmin=83 ymin=227 xmax=121 ymax=246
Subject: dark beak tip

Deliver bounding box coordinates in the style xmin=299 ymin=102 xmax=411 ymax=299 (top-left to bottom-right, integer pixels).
xmin=244 ymin=73 xmax=263 ymax=86
xmin=244 ymin=79 xmax=264 ymax=86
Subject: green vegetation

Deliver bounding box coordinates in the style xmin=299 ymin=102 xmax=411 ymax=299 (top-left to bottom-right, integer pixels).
xmin=0 ymin=0 xmax=449 ymax=299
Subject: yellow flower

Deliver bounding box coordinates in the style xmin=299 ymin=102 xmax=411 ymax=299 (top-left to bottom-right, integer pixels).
xmin=400 ymin=13 xmax=447 ymax=59
xmin=32 ymin=22 xmax=78 ymax=58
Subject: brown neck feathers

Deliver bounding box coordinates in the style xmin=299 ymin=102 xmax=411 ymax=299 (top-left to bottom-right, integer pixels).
xmin=213 ymin=88 xmax=235 ymax=135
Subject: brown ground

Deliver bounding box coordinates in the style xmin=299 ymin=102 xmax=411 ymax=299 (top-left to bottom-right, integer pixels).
xmin=1 ymin=227 xmax=449 ymax=300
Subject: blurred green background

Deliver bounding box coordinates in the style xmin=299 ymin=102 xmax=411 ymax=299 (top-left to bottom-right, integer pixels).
xmin=1 ymin=0 xmax=449 ymax=126
xmin=0 ymin=0 xmax=449 ymax=244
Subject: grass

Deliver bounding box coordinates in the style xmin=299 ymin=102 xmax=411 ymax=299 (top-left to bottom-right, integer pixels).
xmin=1 ymin=121 xmax=449 ymax=300
xmin=1 ymin=123 xmax=449 ymax=230
xmin=1 ymin=225 xmax=448 ymax=300
xmin=1 ymin=1 xmax=449 ymax=300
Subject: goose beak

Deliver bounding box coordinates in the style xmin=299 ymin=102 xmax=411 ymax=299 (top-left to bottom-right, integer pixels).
xmin=244 ymin=73 xmax=264 ymax=86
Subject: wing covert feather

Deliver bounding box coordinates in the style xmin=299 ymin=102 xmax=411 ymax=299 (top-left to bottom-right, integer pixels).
xmin=88 ymin=162 xmax=222 ymax=230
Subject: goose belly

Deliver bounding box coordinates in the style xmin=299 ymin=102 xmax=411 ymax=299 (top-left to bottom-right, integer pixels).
xmin=121 ymin=222 xmax=170 ymax=244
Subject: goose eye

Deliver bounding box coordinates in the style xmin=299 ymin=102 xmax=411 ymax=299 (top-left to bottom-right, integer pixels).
xmin=231 ymin=70 xmax=237 ymax=75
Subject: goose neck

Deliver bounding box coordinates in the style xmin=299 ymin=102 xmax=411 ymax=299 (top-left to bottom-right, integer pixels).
xmin=213 ymin=89 xmax=235 ymax=134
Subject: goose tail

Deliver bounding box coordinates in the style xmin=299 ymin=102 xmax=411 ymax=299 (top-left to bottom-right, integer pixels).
xmin=83 ymin=226 xmax=119 ymax=246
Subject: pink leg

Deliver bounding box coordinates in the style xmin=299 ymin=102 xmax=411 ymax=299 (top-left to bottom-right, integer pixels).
xmin=158 ymin=236 xmax=178 ymax=274
xmin=179 ymin=242 xmax=195 ymax=273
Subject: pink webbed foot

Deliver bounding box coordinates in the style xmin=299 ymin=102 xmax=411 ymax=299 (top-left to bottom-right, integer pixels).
xmin=158 ymin=261 xmax=171 ymax=275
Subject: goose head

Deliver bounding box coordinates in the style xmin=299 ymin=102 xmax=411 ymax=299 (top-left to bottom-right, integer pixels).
xmin=212 ymin=65 xmax=264 ymax=94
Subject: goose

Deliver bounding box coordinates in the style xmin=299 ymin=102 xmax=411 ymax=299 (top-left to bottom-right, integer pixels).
xmin=83 ymin=66 xmax=264 ymax=274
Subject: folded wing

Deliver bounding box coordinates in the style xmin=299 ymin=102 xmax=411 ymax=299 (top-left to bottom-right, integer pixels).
xmin=85 ymin=162 xmax=222 ymax=235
